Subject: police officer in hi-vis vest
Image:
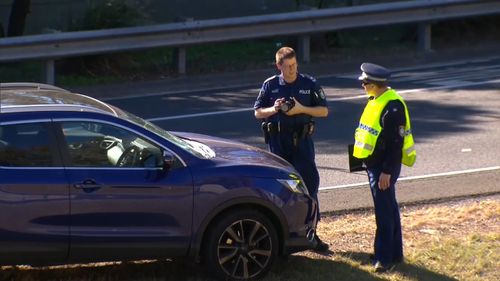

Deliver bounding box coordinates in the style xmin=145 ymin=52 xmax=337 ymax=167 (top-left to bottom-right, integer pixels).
xmin=254 ymin=47 xmax=329 ymax=252
xmin=353 ymin=62 xmax=416 ymax=272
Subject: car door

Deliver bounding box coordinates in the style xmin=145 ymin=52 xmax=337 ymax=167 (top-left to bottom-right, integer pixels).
xmin=0 ymin=121 xmax=69 ymax=265
xmin=55 ymin=120 xmax=194 ymax=262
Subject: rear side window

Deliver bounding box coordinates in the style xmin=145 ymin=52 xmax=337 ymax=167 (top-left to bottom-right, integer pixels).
xmin=0 ymin=123 xmax=55 ymax=167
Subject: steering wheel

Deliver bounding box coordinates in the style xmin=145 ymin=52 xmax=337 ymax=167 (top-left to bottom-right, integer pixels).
xmin=116 ymin=145 xmax=141 ymax=167
xmin=99 ymin=136 xmax=121 ymax=150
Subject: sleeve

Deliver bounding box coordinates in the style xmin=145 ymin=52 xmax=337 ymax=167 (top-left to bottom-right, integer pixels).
xmin=254 ymin=81 xmax=269 ymax=109
xmin=381 ymin=100 xmax=406 ymax=174
xmin=311 ymin=82 xmax=328 ymax=107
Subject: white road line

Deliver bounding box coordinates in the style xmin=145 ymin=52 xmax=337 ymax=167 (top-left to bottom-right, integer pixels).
xmin=319 ymin=166 xmax=500 ymax=191
xmin=102 ymin=86 xmax=259 ymax=101
xmin=335 ymin=55 xmax=500 ymax=79
xmin=393 ymin=65 xmax=500 ymax=82
xmin=147 ymin=108 xmax=252 ymax=121
xmin=104 ymin=56 xmax=500 ymax=102
xmin=146 ymin=78 xmax=500 ymax=122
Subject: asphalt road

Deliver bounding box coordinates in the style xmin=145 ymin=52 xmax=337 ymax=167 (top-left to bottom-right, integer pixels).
xmin=90 ymin=54 xmax=500 ymax=212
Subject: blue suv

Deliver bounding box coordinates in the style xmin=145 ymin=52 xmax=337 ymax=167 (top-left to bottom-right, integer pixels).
xmin=0 ymin=83 xmax=317 ymax=280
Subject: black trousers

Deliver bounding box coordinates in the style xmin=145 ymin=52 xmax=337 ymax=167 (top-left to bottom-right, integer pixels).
xmin=268 ymin=133 xmax=320 ymax=219
xmin=367 ymin=165 xmax=403 ymax=265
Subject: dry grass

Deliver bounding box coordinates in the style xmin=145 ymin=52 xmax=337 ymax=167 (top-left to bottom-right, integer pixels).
xmin=1 ymin=197 xmax=499 ymax=281
xmin=271 ymin=197 xmax=500 ymax=281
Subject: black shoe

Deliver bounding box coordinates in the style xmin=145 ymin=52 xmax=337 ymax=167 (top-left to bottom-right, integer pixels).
xmin=370 ymin=254 xmax=403 ymax=264
xmin=373 ymin=261 xmax=394 ymax=273
xmin=313 ymin=236 xmax=329 ymax=252
xmin=394 ymin=256 xmax=404 ymax=264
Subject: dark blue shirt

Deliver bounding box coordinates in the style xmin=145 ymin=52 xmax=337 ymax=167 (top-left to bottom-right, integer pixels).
xmin=254 ymin=73 xmax=327 ymax=129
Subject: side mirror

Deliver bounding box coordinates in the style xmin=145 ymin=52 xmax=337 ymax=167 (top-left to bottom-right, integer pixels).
xmin=162 ymin=151 xmax=177 ymax=170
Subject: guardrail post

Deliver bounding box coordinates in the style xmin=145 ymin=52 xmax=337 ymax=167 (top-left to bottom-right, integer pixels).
xmin=417 ymin=22 xmax=432 ymax=52
xmin=43 ymin=59 xmax=55 ymax=85
xmin=174 ymin=47 xmax=187 ymax=75
xmin=173 ymin=17 xmax=193 ymax=75
xmin=298 ymin=35 xmax=311 ymax=63
xmin=297 ymin=5 xmax=314 ymax=63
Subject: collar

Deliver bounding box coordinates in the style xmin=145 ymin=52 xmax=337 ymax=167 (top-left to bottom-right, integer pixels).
xmin=279 ymin=73 xmax=298 ymax=85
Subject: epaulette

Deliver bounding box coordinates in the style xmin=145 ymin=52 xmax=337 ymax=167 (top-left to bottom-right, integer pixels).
xmin=301 ymin=73 xmax=317 ymax=83
xmin=263 ymin=75 xmax=279 ymax=84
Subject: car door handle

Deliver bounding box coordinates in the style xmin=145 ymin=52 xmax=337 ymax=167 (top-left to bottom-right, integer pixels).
xmin=73 ymin=179 xmax=102 ymax=191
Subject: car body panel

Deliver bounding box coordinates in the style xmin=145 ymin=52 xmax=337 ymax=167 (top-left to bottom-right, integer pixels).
xmin=65 ymin=167 xmax=194 ymax=262
xmin=0 ymin=168 xmax=70 ymax=265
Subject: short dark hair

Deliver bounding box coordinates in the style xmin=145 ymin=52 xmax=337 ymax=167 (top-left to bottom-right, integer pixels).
xmin=275 ymin=47 xmax=296 ymax=65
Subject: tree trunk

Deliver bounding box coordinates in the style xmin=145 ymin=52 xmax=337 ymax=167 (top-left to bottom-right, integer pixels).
xmin=7 ymin=0 xmax=31 ymax=37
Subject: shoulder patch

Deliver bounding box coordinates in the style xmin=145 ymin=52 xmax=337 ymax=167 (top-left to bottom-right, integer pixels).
xmin=318 ymin=88 xmax=326 ymax=99
xmin=398 ymin=126 xmax=405 ymax=137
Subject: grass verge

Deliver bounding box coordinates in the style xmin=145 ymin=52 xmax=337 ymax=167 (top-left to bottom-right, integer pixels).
xmin=1 ymin=197 xmax=498 ymax=281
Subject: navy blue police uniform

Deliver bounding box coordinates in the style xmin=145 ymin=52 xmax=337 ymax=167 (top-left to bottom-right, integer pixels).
xmin=254 ymin=73 xmax=327 ymax=219
xmin=359 ymin=63 xmax=405 ymax=269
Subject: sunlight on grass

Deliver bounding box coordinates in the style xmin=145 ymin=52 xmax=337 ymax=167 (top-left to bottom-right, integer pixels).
xmin=409 ymin=233 xmax=500 ymax=281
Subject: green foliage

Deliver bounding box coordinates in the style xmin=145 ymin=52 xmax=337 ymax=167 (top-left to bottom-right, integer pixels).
xmin=186 ymin=40 xmax=277 ymax=74
xmin=0 ymin=61 xmax=41 ymax=83
xmin=58 ymin=0 xmax=153 ymax=86
xmin=73 ymin=0 xmax=150 ymax=31
xmin=325 ymin=25 xmax=416 ymax=48
xmin=432 ymin=15 xmax=500 ymax=46
xmin=57 ymin=74 xmax=118 ymax=87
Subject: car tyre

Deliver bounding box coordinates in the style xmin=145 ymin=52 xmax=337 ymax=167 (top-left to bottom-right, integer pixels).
xmin=204 ymin=209 xmax=278 ymax=280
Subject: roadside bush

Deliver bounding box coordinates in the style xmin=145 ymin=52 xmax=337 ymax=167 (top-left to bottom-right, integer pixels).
xmin=74 ymin=0 xmax=150 ymax=31
xmin=57 ymin=0 xmax=152 ymax=84
xmin=432 ymin=15 xmax=500 ymax=47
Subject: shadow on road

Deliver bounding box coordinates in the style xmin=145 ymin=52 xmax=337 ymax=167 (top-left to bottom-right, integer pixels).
xmin=312 ymin=97 xmax=498 ymax=155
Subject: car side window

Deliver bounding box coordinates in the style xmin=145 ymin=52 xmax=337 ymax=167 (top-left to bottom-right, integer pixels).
xmin=0 ymin=123 xmax=54 ymax=167
xmin=60 ymin=122 xmax=163 ymax=168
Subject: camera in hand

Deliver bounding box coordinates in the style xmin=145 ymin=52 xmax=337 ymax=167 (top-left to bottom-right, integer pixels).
xmin=279 ymin=99 xmax=295 ymax=112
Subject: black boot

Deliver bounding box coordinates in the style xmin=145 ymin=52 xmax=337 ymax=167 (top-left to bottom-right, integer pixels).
xmin=313 ymin=236 xmax=329 ymax=252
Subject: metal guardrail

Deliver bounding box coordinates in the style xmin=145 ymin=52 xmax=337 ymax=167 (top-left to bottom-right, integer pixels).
xmin=1 ymin=0 xmax=500 ymax=84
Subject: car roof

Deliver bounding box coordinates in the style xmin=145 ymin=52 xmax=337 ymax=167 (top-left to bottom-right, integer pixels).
xmin=0 ymin=82 xmax=118 ymax=116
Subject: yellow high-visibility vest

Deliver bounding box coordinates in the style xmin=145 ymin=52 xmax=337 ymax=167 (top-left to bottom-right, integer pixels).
xmin=353 ymin=89 xmax=416 ymax=167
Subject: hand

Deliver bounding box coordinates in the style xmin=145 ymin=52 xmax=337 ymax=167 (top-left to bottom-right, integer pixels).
xmin=284 ymin=97 xmax=303 ymax=116
xmin=378 ymin=172 xmax=391 ymax=190
xmin=273 ymin=98 xmax=285 ymax=113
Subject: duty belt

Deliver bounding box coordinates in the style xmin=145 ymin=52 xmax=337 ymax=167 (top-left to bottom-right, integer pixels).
xmin=261 ymin=121 xmax=315 ymax=146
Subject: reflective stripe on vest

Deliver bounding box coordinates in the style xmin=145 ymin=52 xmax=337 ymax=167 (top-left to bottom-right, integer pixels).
xmin=353 ymin=89 xmax=416 ymax=167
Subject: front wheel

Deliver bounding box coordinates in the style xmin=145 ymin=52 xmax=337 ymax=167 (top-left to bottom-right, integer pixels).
xmin=204 ymin=209 xmax=279 ymax=280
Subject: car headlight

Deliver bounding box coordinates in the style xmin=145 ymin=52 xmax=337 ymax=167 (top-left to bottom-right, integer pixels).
xmin=277 ymin=174 xmax=309 ymax=195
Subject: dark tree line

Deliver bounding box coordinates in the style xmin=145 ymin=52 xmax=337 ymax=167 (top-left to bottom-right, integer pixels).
xmin=1 ymin=0 xmax=31 ymax=37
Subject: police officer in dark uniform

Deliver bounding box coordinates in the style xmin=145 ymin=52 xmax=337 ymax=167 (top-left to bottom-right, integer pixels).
xmin=254 ymin=47 xmax=329 ymax=252
xmin=354 ymin=62 xmax=415 ymax=272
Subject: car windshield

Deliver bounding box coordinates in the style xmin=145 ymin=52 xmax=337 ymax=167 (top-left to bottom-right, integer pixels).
xmin=112 ymin=106 xmax=215 ymax=159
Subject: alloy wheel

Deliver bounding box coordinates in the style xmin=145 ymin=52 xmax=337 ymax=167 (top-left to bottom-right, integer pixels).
xmin=217 ymin=219 xmax=273 ymax=279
